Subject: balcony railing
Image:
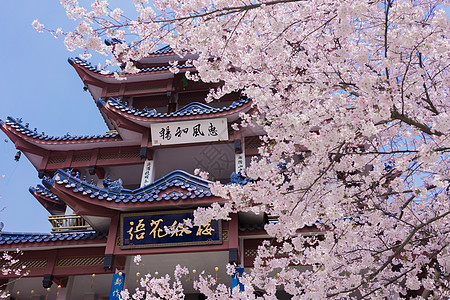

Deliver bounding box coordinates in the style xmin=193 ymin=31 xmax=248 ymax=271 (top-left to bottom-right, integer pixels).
xmin=48 ymin=214 xmax=92 ymax=232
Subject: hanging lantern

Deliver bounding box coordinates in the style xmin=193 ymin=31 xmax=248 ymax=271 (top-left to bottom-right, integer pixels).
xmin=14 ymin=151 xmax=21 ymax=162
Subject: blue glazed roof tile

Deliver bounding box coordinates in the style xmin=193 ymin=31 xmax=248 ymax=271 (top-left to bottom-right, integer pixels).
xmin=152 ymin=45 xmax=173 ymax=54
xmin=4 ymin=117 xmax=120 ymax=142
xmin=29 ymin=185 xmax=61 ymax=202
xmin=0 ymin=231 xmax=106 ymax=245
xmin=46 ymin=169 xmax=214 ymax=205
xmin=103 ymin=97 xmax=250 ymax=119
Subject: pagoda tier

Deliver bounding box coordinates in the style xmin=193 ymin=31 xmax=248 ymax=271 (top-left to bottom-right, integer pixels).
xmin=0 ymin=97 xmax=253 ymax=148
xmin=0 ymin=97 xmax=260 ymax=156
xmin=69 ymin=50 xmax=199 ymax=114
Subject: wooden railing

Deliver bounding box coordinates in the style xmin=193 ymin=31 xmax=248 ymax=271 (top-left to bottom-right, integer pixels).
xmin=48 ymin=214 xmax=92 ymax=232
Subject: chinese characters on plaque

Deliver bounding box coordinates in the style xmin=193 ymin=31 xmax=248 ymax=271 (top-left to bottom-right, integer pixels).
xmin=109 ymin=272 xmax=125 ymax=300
xmin=140 ymin=159 xmax=154 ymax=187
xmin=120 ymin=210 xmax=222 ymax=249
xmin=232 ymin=267 xmax=245 ymax=292
xmin=151 ymin=118 xmax=228 ymax=146
xmin=235 ymin=153 xmax=245 ymax=173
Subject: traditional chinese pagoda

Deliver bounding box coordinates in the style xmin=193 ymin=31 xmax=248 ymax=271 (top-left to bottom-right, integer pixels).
xmin=0 ymin=45 xmax=288 ymax=299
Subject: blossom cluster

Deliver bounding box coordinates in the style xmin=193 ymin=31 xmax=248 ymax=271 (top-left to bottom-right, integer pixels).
xmin=0 ymin=249 xmax=28 ymax=298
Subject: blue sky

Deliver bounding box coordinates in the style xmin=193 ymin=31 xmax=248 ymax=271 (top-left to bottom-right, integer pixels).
xmin=0 ymin=2 xmax=109 ymax=232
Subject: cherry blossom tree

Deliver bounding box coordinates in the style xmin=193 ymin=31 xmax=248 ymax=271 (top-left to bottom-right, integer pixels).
xmin=0 ymin=174 xmax=28 ymax=298
xmin=34 ymin=0 xmax=449 ymax=298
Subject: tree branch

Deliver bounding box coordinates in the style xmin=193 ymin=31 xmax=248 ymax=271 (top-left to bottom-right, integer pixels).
xmin=153 ymin=0 xmax=307 ymax=23
xmin=391 ymin=108 xmax=443 ymax=136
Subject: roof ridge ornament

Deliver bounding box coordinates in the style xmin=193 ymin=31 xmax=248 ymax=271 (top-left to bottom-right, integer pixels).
xmin=103 ymin=176 xmax=123 ymax=193
xmin=175 ymin=102 xmax=215 ymax=114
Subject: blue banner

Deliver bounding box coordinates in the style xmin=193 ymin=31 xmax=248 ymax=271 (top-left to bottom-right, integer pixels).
xmin=109 ymin=273 xmax=125 ymax=300
xmin=232 ymin=268 xmax=245 ymax=292
xmin=120 ymin=210 xmax=222 ymax=249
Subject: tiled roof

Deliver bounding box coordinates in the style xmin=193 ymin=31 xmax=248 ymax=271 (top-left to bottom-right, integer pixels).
xmin=69 ymin=56 xmax=190 ymax=75
xmin=44 ymin=169 xmax=213 ymax=204
xmin=29 ymin=185 xmax=61 ymax=202
xmin=152 ymin=45 xmax=173 ymax=54
xmin=1 ymin=117 xmax=120 ymax=142
xmin=0 ymin=231 xmax=106 ymax=245
xmin=99 ymin=97 xmax=250 ymax=119
xmin=68 ymin=57 xmax=105 ymax=74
